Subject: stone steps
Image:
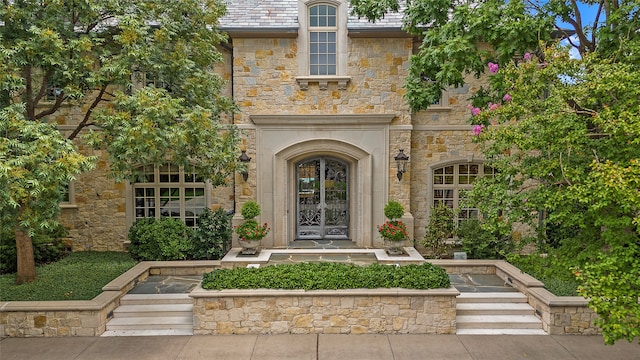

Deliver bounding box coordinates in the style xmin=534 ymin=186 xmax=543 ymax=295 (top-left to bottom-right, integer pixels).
xmin=456 ymin=292 xmax=546 ymax=335
xmin=102 ymin=294 xmax=193 ymax=336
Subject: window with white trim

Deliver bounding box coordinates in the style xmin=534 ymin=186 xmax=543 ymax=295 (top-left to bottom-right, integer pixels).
xmin=433 ymin=163 xmax=495 ymax=224
xmin=133 ymin=164 xmax=207 ymax=228
xmin=309 ymin=4 xmax=337 ymax=76
xmin=296 ymin=0 xmax=350 ymax=90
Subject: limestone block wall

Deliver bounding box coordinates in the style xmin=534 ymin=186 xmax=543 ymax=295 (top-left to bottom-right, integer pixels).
xmin=527 ymin=288 xmax=600 ymax=335
xmin=191 ymin=288 xmax=458 ymax=335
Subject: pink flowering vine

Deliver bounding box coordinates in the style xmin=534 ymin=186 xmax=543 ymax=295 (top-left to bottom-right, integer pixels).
xmin=472 ymin=124 xmax=484 ymax=136
xmin=502 ymin=93 xmax=512 ymax=102
xmin=488 ymin=62 xmax=499 ymax=73
xmin=523 ymin=52 xmax=532 ymax=61
xmin=471 ymin=107 xmax=481 ymax=116
xmin=489 ymin=102 xmax=500 ymax=111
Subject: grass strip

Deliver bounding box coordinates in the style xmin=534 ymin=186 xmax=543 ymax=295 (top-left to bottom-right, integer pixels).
xmin=0 ymin=251 xmax=136 ymax=301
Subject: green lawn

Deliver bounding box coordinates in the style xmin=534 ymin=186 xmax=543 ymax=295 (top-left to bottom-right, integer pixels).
xmin=0 ymin=251 xmax=136 ymax=301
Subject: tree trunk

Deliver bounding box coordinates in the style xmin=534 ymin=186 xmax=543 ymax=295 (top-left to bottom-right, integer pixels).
xmin=15 ymin=225 xmax=37 ymax=284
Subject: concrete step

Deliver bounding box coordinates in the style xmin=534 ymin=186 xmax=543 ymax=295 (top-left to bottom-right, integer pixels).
xmin=119 ymin=293 xmax=192 ymax=305
xmin=106 ymin=316 xmax=193 ymax=331
xmin=113 ymin=304 xmax=193 ymax=318
xmin=456 ymin=303 xmax=534 ymax=316
xmin=456 ymin=315 xmax=542 ymax=329
xmin=101 ymin=329 xmax=194 ymax=337
xmin=457 ymin=292 xmax=527 ymax=303
xmin=456 ymin=328 xmax=548 ymax=335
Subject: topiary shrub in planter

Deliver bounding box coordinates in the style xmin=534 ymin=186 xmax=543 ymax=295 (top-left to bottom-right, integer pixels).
xmin=128 ymin=218 xmax=194 ymax=260
xmin=378 ymin=200 xmax=408 ymax=255
xmin=235 ymin=200 xmax=269 ymax=255
xmin=191 ymin=208 xmax=232 ymax=260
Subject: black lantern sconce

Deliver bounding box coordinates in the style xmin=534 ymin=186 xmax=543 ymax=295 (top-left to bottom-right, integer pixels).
xmin=238 ymin=149 xmax=251 ymax=182
xmin=394 ymin=149 xmax=409 ymax=181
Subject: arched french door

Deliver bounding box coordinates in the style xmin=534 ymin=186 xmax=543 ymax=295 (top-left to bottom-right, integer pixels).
xmin=296 ymin=157 xmax=349 ymax=239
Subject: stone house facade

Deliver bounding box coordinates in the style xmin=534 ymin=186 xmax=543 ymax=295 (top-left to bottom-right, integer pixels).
xmin=59 ymin=0 xmax=486 ymax=252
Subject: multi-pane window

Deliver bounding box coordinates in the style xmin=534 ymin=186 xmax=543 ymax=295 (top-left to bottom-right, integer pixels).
xmin=433 ymin=163 xmax=495 ymax=223
xmin=133 ymin=164 xmax=207 ymax=228
xmin=144 ymin=73 xmax=171 ymax=92
xmin=309 ymin=4 xmax=337 ymax=76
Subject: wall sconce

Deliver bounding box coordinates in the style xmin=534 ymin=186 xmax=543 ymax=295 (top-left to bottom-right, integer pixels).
xmin=238 ymin=149 xmax=251 ymax=182
xmin=394 ymin=149 xmax=409 ymax=181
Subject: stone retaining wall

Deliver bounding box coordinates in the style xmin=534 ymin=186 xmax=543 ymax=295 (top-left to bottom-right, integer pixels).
xmin=429 ymin=259 xmax=600 ymax=336
xmin=0 ymin=261 xmax=219 ymax=337
xmin=190 ymin=287 xmax=459 ymax=335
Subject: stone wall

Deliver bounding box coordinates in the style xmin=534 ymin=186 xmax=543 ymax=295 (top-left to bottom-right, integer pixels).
xmin=527 ymin=288 xmax=599 ymax=335
xmin=191 ymin=288 xmax=459 ymax=335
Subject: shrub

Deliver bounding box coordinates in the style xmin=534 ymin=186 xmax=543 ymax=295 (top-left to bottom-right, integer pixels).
xmin=383 ymin=199 xmax=404 ymax=220
xmin=0 ymin=225 xmax=69 ymax=274
xmin=507 ymin=252 xmax=579 ymax=296
xmin=128 ymin=218 xmax=194 ymax=260
xmin=191 ymin=208 xmax=232 ymax=260
xmin=423 ymin=203 xmax=456 ymax=258
xmin=202 ymin=262 xmax=450 ymax=290
xmin=458 ymin=218 xmax=513 ymax=259
xmin=240 ymin=200 xmax=261 ymax=220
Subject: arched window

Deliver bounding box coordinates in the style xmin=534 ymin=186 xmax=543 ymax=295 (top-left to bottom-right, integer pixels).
xmin=132 ymin=164 xmax=208 ymax=228
xmin=308 ymin=3 xmax=337 ymax=75
xmin=432 ymin=162 xmax=495 ymax=223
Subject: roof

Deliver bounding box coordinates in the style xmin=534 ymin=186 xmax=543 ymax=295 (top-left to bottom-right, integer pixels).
xmin=219 ymin=0 xmax=405 ymax=31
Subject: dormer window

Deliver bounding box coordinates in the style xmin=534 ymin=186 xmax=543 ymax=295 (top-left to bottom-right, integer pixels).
xmin=297 ymin=0 xmax=350 ymax=90
xmin=309 ymin=4 xmax=337 ymax=76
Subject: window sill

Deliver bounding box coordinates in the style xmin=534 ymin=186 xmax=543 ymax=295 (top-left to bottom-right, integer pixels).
xmin=423 ymin=106 xmax=452 ymax=112
xmin=296 ymin=76 xmax=351 ymax=91
xmin=60 ymin=203 xmax=78 ymax=210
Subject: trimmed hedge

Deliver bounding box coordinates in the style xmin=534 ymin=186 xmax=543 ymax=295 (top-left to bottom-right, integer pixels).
xmin=202 ymin=262 xmax=451 ymax=290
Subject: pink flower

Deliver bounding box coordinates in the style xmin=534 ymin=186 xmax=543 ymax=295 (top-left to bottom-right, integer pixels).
xmin=524 ymin=53 xmax=532 ymax=61
xmin=489 ymin=102 xmax=499 ymax=111
xmin=502 ymin=93 xmax=512 ymax=102
xmin=472 ymin=124 xmax=484 ymax=136
xmin=471 ymin=107 xmax=481 ymax=116
xmin=488 ymin=62 xmax=499 ymax=74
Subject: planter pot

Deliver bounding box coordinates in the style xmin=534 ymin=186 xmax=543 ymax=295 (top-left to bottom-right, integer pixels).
xmin=238 ymin=238 xmax=261 ymax=255
xmin=384 ymin=238 xmax=406 ymax=256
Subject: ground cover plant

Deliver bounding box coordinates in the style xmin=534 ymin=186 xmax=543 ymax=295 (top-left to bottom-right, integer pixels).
xmin=202 ymin=262 xmax=450 ymax=290
xmin=507 ymin=252 xmax=579 ymax=297
xmin=0 ymin=252 xmax=136 ymax=301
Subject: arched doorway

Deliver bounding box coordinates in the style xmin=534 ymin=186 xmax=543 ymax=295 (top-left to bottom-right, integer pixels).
xmin=296 ymin=157 xmax=349 ymax=240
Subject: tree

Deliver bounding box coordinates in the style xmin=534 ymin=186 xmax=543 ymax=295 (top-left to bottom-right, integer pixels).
xmin=350 ymin=0 xmax=640 ymax=344
xmin=349 ymin=0 xmax=638 ymax=112
xmin=0 ymin=104 xmax=95 ymax=284
xmin=1 ymin=0 xmax=241 ymax=283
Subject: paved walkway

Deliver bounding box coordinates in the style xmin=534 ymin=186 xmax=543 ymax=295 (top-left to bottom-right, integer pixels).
xmin=1 ymin=334 xmax=638 ymax=359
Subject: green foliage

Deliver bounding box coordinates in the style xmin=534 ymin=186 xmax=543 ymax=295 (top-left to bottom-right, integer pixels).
xmin=350 ymin=1 xmax=639 ymax=112
xmin=458 ymin=219 xmax=513 ymax=259
xmin=422 ymin=203 xmax=456 ymax=258
xmin=202 ymin=262 xmax=450 ymax=291
xmin=0 ymin=225 xmax=69 ymax=274
xmin=191 ymin=208 xmax=232 ymax=260
xmin=0 ymin=251 xmax=136 ymax=301
xmin=383 ymin=199 xmax=404 ymax=220
xmin=1 ymin=0 xmax=242 ymax=184
xmin=240 ymin=200 xmax=261 ymax=220
xmin=468 ymin=43 xmax=640 ymax=344
xmin=377 ymin=220 xmax=408 ymax=241
xmin=128 ymin=218 xmax=194 ymax=261
xmin=234 ymin=219 xmax=270 ymax=241
xmin=507 ymin=253 xmax=579 ymax=297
